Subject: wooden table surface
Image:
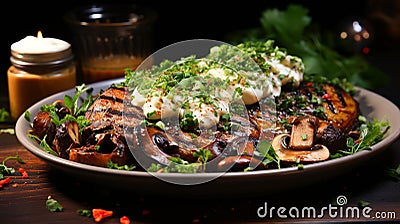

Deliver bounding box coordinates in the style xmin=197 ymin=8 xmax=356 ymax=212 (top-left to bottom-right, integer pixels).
xmin=1 ymin=48 xmax=400 ymax=224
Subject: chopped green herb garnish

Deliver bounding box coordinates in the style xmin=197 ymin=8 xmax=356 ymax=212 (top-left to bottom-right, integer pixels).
xmin=0 ymin=155 xmax=25 ymax=179
xmin=386 ymin=164 xmax=400 ymax=181
xmin=77 ymin=209 xmax=92 ymax=217
xmin=46 ymin=196 xmax=63 ymax=212
xmin=106 ymin=160 xmax=136 ymax=171
xmin=358 ymin=200 xmax=371 ymax=208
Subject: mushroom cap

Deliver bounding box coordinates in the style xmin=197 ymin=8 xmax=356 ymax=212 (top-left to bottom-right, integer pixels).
xmin=271 ymin=134 xmax=330 ymax=163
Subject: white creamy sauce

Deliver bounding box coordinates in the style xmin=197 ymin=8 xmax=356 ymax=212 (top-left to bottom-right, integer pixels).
xmin=131 ymin=50 xmax=304 ymax=129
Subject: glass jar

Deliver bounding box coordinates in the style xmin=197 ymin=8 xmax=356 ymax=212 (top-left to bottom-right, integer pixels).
xmin=7 ymin=38 xmax=77 ymax=121
xmin=63 ymin=3 xmax=157 ymax=84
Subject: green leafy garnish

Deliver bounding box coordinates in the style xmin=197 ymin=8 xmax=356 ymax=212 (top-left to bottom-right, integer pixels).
xmin=151 ymin=157 xmax=201 ymax=173
xmin=358 ymin=200 xmax=371 ymax=208
xmin=46 ymin=196 xmax=63 ymax=212
xmin=193 ymin=148 xmax=213 ymax=170
xmin=0 ymin=108 xmax=10 ymax=122
xmin=0 ymin=128 xmax=14 ymax=135
xmin=106 ymin=160 xmax=136 ymax=171
xmin=77 ymin=209 xmax=92 ymax=217
xmin=255 ymin=139 xmax=280 ymax=169
xmin=339 ymin=118 xmax=390 ymax=155
xmin=0 ymin=155 xmax=25 ymax=179
xmin=386 ymin=164 xmax=400 ymax=181
xmin=63 ymin=84 xmax=94 ymax=116
xmin=28 ymin=134 xmax=58 ymax=156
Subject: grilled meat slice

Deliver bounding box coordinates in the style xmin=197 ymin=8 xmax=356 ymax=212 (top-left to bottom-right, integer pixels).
xmin=85 ymin=86 xmax=144 ymax=132
xmin=69 ymin=129 xmax=133 ymax=168
xmin=64 ymin=86 xmax=145 ymax=167
xmin=320 ymin=84 xmax=359 ymax=132
xmin=275 ymin=82 xmax=359 ymax=153
xmin=277 ymin=83 xmax=360 ymax=132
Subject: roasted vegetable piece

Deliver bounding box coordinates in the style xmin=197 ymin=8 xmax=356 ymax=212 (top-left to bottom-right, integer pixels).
xmin=31 ymin=111 xmax=56 ymax=145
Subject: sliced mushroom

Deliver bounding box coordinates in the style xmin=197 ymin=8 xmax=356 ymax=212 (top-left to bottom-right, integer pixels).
xmin=130 ymin=125 xmax=172 ymax=167
xmin=288 ymin=116 xmax=318 ymax=150
xmin=67 ymin=121 xmax=81 ymax=145
xmin=272 ymin=134 xmax=330 ymax=163
xmin=316 ymin=122 xmax=347 ymax=153
xmin=52 ymin=120 xmax=81 ymax=159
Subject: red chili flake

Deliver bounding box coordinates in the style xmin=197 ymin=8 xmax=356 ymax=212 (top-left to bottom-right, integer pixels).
xmin=322 ymin=93 xmax=330 ymax=99
xmin=119 ymin=215 xmax=130 ymax=224
xmin=92 ymin=209 xmax=113 ymax=222
xmin=0 ymin=177 xmax=11 ymax=188
xmin=18 ymin=167 xmax=29 ymax=178
xmin=306 ymin=82 xmax=313 ymax=87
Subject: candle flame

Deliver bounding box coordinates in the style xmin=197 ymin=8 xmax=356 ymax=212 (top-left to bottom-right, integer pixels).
xmin=37 ymin=31 xmax=43 ymax=39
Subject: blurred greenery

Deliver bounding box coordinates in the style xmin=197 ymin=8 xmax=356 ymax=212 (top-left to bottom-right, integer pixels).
xmin=225 ymin=4 xmax=388 ymax=90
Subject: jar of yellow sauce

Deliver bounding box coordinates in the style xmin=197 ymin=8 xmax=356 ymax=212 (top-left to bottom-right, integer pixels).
xmin=7 ymin=33 xmax=77 ymax=121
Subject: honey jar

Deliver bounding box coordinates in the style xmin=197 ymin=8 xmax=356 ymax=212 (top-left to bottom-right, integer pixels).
xmin=7 ymin=32 xmax=77 ymax=121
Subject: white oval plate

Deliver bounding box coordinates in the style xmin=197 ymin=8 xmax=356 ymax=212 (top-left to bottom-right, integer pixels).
xmin=15 ymin=78 xmax=400 ymax=198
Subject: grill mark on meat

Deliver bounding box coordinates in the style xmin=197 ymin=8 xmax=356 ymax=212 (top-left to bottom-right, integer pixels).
xmin=337 ymin=91 xmax=347 ymax=107
xmin=326 ymin=100 xmax=337 ymax=114
xmin=99 ymin=94 xmax=124 ymax=103
xmin=88 ymin=107 xmax=143 ymax=120
xmin=85 ymin=86 xmax=145 ymax=135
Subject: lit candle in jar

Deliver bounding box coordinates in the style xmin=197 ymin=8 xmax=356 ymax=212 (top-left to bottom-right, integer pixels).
xmin=11 ymin=31 xmax=71 ymax=54
xmin=7 ymin=31 xmax=77 ymax=121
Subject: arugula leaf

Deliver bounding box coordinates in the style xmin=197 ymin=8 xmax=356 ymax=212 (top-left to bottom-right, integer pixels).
xmin=64 ymin=84 xmax=94 ymax=116
xmin=339 ymin=118 xmax=390 ymax=156
xmin=28 ymin=134 xmax=58 ymax=156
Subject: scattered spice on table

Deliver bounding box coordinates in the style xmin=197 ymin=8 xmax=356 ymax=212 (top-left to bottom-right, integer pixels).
xmin=119 ymin=215 xmax=131 ymax=224
xmin=0 ymin=177 xmax=10 ymax=188
xmin=18 ymin=167 xmax=29 ymax=178
xmin=92 ymin=208 xmax=113 ymax=222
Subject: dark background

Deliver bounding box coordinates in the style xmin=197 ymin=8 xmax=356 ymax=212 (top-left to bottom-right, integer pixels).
xmin=1 ymin=0 xmax=399 ymax=107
